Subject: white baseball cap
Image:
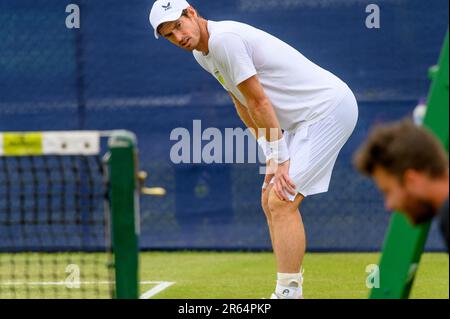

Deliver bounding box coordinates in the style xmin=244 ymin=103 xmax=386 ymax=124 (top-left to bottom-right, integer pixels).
xmin=149 ymin=0 xmax=190 ymax=39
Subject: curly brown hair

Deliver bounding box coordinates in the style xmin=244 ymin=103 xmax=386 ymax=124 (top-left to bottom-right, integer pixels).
xmin=353 ymin=119 xmax=448 ymax=181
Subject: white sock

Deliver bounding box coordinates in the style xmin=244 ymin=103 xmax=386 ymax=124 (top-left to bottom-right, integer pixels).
xmin=275 ymin=272 xmax=303 ymax=298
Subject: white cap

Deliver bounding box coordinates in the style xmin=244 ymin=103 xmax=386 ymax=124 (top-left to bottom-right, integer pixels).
xmin=149 ymin=0 xmax=190 ymax=39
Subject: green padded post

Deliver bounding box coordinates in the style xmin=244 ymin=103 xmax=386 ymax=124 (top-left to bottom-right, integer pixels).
xmin=424 ymin=30 xmax=449 ymax=148
xmin=370 ymin=30 xmax=448 ymax=299
xmin=108 ymin=130 xmax=140 ymax=299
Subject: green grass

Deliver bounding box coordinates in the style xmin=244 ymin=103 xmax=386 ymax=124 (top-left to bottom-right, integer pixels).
xmin=0 ymin=252 xmax=112 ymax=299
xmin=139 ymin=252 xmax=449 ymax=299
xmin=1 ymin=252 xmax=447 ymax=299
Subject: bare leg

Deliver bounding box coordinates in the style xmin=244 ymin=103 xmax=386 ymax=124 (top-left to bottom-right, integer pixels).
xmin=267 ymin=190 xmax=306 ymax=273
xmin=261 ymin=184 xmax=276 ymax=255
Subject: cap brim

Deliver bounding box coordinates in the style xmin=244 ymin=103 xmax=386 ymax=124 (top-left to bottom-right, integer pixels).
xmin=153 ymin=10 xmax=184 ymax=39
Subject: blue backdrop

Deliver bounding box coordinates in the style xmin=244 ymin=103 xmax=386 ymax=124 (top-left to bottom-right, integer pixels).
xmin=0 ymin=0 xmax=448 ymax=251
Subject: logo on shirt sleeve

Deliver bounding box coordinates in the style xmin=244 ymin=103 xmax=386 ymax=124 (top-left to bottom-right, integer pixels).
xmin=214 ymin=70 xmax=226 ymax=87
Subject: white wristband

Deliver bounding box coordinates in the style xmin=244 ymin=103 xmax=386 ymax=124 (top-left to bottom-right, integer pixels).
xmin=268 ymin=135 xmax=290 ymax=164
xmin=257 ymin=136 xmax=272 ymax=160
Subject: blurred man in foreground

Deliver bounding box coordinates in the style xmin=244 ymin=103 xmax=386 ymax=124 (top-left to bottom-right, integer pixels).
xmin=353 ymin=119 xmax=449 ymax=251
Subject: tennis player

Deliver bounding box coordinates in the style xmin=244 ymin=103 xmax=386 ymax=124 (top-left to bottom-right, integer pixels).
xmin=150 ymin=0 xmax=358 ymax=298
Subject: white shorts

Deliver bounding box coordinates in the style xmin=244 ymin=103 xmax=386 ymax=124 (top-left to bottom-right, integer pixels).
xmin=269 ymin=90 xmax=359 ymax=201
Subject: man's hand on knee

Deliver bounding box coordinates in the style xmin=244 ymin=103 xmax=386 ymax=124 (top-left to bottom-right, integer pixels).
xmin=273 ymin=160 xmax=297 ymax=201
xmin=262 ymin=160 xmax=275 ymax=193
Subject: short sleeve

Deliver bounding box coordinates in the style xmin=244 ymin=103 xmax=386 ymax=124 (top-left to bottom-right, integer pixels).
xmin=210 ymin=33 xmax=257 ymax=87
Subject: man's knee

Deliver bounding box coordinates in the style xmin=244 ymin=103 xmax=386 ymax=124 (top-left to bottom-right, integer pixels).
xmin=267 ymin=190 xmax=302 ymax=220
xmin=261 ymin=189 xmax=271 ymax=216
xmin=267 ymin=194 xmax=288 ymax=216
xmin=261 ymin=197 xmax=270 ymax=214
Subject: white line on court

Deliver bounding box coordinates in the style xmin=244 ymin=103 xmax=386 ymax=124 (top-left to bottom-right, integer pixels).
xmin=0 ymin=280 xmax=176 ymax=298
xmin=139 ymin=281 xmax=175 ymax=299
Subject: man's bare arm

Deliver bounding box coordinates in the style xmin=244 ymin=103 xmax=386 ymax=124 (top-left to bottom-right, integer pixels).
xmin=236 ymin=75 xmax=295 ymax=200
xmin=236 ymin=75 xmax=282 ymax=142
xmin=228 ymin=92 xmax=260 ymax=138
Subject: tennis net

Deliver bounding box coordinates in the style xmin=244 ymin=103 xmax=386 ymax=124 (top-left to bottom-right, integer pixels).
xmin=0 ymin=131 xmax=139 ymax=299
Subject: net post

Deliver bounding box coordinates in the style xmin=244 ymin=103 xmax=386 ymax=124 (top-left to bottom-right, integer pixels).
xmin=369 ymin=29 xmax=449 ymax=299
xmin=107 ymin=130 xmax=139 ymax=299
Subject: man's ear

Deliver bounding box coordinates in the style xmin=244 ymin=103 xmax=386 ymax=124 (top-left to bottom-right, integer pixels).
xmin=403 ymin=169 xmax=424 ymax=192
xmin=186 ymin=6 xmax=197 ymax=18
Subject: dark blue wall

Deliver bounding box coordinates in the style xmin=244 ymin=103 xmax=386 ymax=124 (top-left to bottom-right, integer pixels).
xmin=0 ymin=0 xmax=448 ymax=251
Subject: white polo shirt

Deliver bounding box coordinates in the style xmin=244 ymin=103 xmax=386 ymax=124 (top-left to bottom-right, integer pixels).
xmin=193 ymin=20 xmax=351 ymax=132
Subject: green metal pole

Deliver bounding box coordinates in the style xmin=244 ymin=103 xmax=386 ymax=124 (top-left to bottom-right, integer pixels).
xmin=370 ymin=29 xmax=448 ymax=299
xmin=108 ymin=130 xmax=140 ymax=299
xmin=424 ymin=30 xmax=449 ymax=148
